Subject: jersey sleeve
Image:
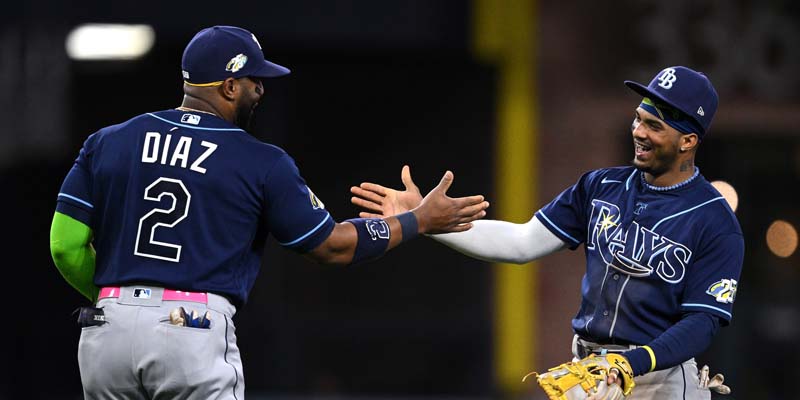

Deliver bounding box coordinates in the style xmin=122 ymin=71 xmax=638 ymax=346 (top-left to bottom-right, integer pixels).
xmin=55 ymin=134 xmax=97 ymax=226
xmin=680 ymin=232 xmax=744 ymax=325
xmin=262 ymin=154 xmax=335 ymax=253
xmin=534 ymin=171 xmax=597 ymax=249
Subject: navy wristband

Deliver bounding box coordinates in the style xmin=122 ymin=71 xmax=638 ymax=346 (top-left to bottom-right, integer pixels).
xmin=396 ymin=212 xmax=419 ymax=242
xmin=346 ymin=218 xmax=390 ymax=264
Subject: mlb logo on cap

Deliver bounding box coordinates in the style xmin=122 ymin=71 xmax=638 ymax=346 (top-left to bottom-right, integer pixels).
xmin=181 ymin=26 xmax=290 ymax=86
xmin=625 ymin=66 xmax=718 ymax=137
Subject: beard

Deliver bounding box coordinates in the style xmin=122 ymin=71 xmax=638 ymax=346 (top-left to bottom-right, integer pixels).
xmin=632 ymin=147 xmax=679 ymax=177
xmin=234 ymin=102 xmax=257 ymax=131
xmin=633 ymin=158 xmax=666 ymax=176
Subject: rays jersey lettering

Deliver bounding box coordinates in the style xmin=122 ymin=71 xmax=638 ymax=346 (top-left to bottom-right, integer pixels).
xmin=587 ymin=199 xmax=691 ymax=284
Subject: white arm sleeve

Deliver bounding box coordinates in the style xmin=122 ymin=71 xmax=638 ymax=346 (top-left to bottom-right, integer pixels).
xmin=430 ymin=215 xmax=567 ymax=264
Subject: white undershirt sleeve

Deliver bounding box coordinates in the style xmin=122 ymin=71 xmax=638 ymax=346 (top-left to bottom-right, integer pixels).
xmin=430 ymin=214 xmax=566 ymax=264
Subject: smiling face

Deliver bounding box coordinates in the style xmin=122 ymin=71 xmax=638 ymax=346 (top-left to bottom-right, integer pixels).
xmin=631 ymin=107 xmax=687 ymax=178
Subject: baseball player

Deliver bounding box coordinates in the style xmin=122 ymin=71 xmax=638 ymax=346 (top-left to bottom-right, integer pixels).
xmin=49 ymin=25 xmax=489 ymax=399
xmin=351 ymin=66 xmax=743 ymax=399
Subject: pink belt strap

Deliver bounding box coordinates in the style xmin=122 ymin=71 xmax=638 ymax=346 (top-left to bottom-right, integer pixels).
xmin=98 ymin=287 xmax=208 ymax=304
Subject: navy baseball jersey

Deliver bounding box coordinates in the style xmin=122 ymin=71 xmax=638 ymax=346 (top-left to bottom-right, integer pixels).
xmin=56 ymin=109 xmax=335 ymax=305
xmin=535 ymin=166 xmax=743 ymax=346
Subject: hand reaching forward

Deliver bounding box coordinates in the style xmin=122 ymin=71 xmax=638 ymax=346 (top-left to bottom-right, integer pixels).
xmin=414 ymin=170 xmax=489 ymax=234
xmin=351 ymin=165 xmax=424 ymax=218
xmin=351 ymin=165 xmax=489 ymax=234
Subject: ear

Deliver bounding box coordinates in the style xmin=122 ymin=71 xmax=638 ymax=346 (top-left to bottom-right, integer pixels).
xmin=219 ymin=77 xmax=238 ymax=101
xmin=680 ymin=133 xmax=699 ymax=152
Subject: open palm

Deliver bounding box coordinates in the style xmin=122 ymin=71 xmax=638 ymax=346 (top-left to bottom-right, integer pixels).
xmin=350 ymin=165 xmax=423 ymax=218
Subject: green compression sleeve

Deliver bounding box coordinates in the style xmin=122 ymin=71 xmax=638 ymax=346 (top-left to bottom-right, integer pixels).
xmin=50 ymin=211 xmax=99 ymax=301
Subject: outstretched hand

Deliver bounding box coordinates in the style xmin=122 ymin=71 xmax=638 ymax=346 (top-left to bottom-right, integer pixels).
xmin=415 ymin=169 xmax=489 ymax=234
xmin=351 ymin=165 xmax=489 ymax=234
xmin=350 ymin=165 xmax=424 ymax=218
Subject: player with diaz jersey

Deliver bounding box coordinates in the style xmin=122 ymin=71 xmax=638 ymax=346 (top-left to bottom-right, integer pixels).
xmin=49 ymin=26 xmax=489 ymax=399
xmin=352 ymin=66 xmax=742 ymax=399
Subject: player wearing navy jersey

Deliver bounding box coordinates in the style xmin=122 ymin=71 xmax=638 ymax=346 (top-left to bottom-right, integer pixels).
xmin=50 ymin=26 xmax=489 ymax=399
xmin=352 ymin=66 xmax=742 ymax=399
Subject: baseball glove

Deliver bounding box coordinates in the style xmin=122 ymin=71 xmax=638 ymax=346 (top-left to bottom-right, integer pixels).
xmin=523 ymin=354 xmax=635 ymax=400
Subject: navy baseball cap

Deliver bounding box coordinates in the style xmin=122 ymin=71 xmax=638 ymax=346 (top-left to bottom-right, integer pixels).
xmin=625 ymin=66 xmax=718 ymax=137
xmin=181 ymin=26 xmax=290 ymax=86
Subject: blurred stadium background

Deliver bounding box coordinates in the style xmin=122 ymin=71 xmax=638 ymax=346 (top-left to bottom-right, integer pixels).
xmin=1 ymin=0 xmax=798 ymax=398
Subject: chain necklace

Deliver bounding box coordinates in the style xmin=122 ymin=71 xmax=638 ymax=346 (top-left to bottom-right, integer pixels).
xmin=641 ymin=167 xmax=700 ymax=192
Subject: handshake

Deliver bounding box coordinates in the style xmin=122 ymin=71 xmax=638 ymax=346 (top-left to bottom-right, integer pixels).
xmin=169 ymin=307 xmax=211 ymax=329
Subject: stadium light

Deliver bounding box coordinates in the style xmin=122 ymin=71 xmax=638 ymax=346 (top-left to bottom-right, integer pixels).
xmin=766 ymin=220 xmax=798 ymax=258
xmin=66 ymin=24 xmax=155 ymax=60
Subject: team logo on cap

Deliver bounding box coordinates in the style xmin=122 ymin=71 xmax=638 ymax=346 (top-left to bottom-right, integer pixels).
xmin=657 ymin=68 xmax=677 ymax=89
xmin=706 ymin=279 xmax=737 ymax=304
xmin=226 ymin=54 xmax=248 ymax=73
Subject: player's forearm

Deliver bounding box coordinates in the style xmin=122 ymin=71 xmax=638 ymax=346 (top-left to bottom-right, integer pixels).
xmin=623 ymin=312 xmax=720 ymax=376
xmin=431 ymin=216 xmax=565 ymax=264
xmin=308 ymin=214 xmax=410 ymax=265
xmin=50 ymin=212 xmax=99 ymax=301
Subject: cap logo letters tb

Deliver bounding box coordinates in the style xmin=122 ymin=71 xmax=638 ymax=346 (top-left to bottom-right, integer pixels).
xmin=657 ymin=68 xmax=677 ymax=89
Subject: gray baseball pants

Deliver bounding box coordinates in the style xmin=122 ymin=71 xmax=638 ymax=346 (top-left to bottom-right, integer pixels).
xmin=78 ymin=286 xmax=244 ymax=399
xmin=626 ymin=358 xmax=711 ymax=400
xmin=572 ymin=335 xmax=711 ymax=400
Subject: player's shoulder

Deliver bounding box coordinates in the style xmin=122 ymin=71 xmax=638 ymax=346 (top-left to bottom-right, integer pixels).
xmin=144 ymin=109 xmax=245 ymax=132
xmin=694 ymin=176 xmax=742 ymax=233
xmin=593 ymin=166 xmax=637 ymax=181
xmin=87 ymin=110 xmax=176 ymax=137
xmin=133 ymin=109 xmax=289 ymax=155
xmin=579 ymin=166 xmax=638 ymax=188
xmin=81 ymin=112 xmax=154 ymax=149
xmin=223 ymin=129 xmax=290 ymax=161
xmin=665 ymin=174 xmax=744 ymax=245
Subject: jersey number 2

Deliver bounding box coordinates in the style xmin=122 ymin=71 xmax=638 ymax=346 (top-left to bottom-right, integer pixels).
xmin=134 ymin=177 xmax=191 ymax=262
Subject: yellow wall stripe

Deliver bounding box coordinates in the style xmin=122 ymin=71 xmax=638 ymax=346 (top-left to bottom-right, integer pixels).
xmin=473 ymin=0 xmax=539 ymax=394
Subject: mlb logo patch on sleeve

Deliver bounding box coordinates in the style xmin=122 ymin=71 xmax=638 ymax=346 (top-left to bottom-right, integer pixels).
xmin=706 ymin=279 xmax=737 ymax=304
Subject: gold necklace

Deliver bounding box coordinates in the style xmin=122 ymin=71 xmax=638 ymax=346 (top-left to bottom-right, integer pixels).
xmin=175 ymin=106 xmax=218 ymax=117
